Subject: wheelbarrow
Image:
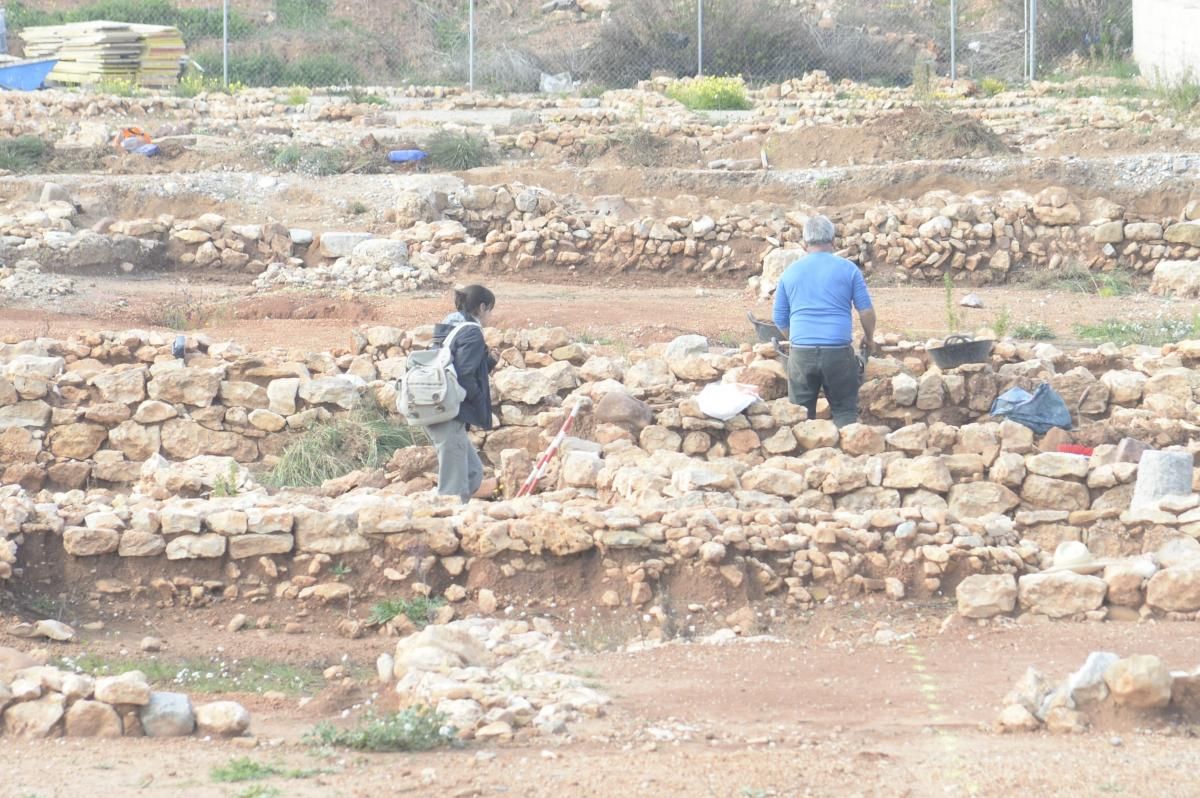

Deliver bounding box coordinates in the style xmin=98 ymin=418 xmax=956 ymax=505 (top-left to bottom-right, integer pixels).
xmin=927 ymin=333 xmax=993 ymax=369
xmin=747 ymin=311 xmax=784 ymax=344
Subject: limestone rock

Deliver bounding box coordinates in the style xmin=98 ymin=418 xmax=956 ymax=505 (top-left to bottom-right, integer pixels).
xmin=194 ymin=701 xmax=251 ymax=736
xmin=948 ymin=481 xmax=1020 ymax=519
xmin=94 ymin=671 xmax=151 ymax=706
xmin=1018 ymin=572 xmax=1107 ymax=618
xmin=1104 ymin=655 xmax=1173 ymax=709
xmin=2 ymin=692 xmax=64 ymax=738
xmin=957 ymin=574 xmax=1017 ymax=618
xmin=1145 ymin=565 xmax=1200 ymax=613
xmin=65 ymin=699 xmax=123 ymax=738
xmin=139 ymin=691 xmax=196 ymax=737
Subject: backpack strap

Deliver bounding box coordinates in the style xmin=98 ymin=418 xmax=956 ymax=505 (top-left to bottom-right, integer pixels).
xmin=436 ymin=321 xmax=480 ymax=366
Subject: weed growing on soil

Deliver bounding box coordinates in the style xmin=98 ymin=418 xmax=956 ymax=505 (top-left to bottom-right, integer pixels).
xmin=345 ymin=88 xmax=387 ymax=105
xmin=269 ymin=144 xmax=347 ymax=177
xmin=942 ymin=274 xmax=960 ymax=334
xmin=150 ymin=289 xmax=223 ymax=331
xmin=1074 ymin=315 xmax=1200 ymax=346
xmin=1024 ymin=265 xmax=1133 ymax=297
xmin=979 ymin=77 xmax=1006 ymax=96
xmin=211 ymin=757 xmax=328 ymax=783
xmin=991 ymin=307 xmax=1011 ymax=338
xmin=348 ymin=200 xmax=369 ymax=215
xmin=1012 ymin=321 xmax=1055 ymax=340
xmin=369 ymin=597 xmax=445 ymax=629
xmin=0 ymin=136 xmax=49 ymax=173
xmin=94 ymin=77 xmax=141 ymax=97
xmin=611 ymin=128 xmax=667 ymax=168
xmin=265 ymin=401 xmax=426 ymax=488
xmin=424 ymin=130 xmax=491 ymax=170
xmin=56 ymin=654 xmax=324 ymax=695
xmin=666 ymin=76 xmax=752 ymax=111
xmin=305 ymin=706 xmax=454 ymax=752
xmin=330 ymin=561 xmax=353 ymax=579
xmin=236 ymin=786 xmax=280 ymax=798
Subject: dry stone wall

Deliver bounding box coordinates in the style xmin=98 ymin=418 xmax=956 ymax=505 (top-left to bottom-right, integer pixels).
xmin=2 ymin=327 xmax=1200 ymax=621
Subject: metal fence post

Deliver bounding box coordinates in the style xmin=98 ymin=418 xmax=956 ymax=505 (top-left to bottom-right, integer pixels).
xmin=949 ymin=0 xmax=956 ymax=81
xmin=1029 ymin=0 xmax=1037 ymax=81
xmin=696 ymin=0 xmax=703 ymax=77
xmin=222 ymin=0 xmax=229 ymax=87
xmin=468 ymin=0 xmax=475 ymax=92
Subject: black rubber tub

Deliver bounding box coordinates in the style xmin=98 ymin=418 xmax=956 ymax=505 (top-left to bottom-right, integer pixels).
xmin=927 ymin=334 xmax=994 ymax=369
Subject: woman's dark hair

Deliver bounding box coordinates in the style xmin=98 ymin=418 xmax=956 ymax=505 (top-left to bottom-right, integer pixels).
xmin=454 ymin=284 xmax=495 ymax=318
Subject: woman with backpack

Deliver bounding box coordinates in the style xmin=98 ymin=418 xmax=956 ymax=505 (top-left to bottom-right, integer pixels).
xmin=421 ymin=284 xmax=498 ymax=502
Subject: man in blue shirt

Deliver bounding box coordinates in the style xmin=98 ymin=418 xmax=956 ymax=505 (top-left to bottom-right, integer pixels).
xmin=772 ymin=215 xmax=877 ymax=427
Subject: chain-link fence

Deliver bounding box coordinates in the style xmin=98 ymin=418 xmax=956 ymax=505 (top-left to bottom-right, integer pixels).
xmin=1 ymin=0 xmax=1135 ymax=91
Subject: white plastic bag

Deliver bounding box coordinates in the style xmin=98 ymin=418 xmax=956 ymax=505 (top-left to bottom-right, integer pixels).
xmin=697 ymin=383 xmax=760 ymax=421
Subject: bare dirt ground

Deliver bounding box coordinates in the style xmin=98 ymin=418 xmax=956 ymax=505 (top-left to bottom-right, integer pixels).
xmin=2 ymin=273 xmax=1192 ymax=352
xmin=3 ymin=602 xmax=1199 ymax=798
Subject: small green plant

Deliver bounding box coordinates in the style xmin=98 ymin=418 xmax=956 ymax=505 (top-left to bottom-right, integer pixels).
xmin=276 ymin=0 xmax=329 ymax=28
xmin=991 ymin=307 xmax=1011 ymax=339
xmin=264 ymin=401 xmax=427 ymax=488
xmin=330 ymin=561 xmax=352 ymax=580
xmin=284 ymin=85 xmax=312 ymax=106
xmin=610 ymin=127 xmax=667 ymax=168
xmin=211 ymin=759 xmax=280 ymax=783
xmin=665 ymin=75 xmax=752 ymax=111
xmin=814 ymin=176 xmax=835 ymax=190
xmin=1013 ymin=321 xmax=1055 ymax=340
xmin=979 ymin=77 xmax=1006 ymax=97
xmin=212 ymin=462 xmax=240 ymax=498
xmin=348 ymin=200 xmax=369 ymax=215
xmin=94 ymin=77 xmax=141 ymax=97
xmin=266 ymin=143 xmax=375 ymax=177
xmin=912 ymin=56 xmax=935 ymax=102
xmin=1073 ymin=315 xmax=1200 ymax=347
xmin=305 ymin=706 xmax=454 ymax=752
xmin=237 ymin=786 xmax=280 ymax=798
xmin=211 ymin=757 xmax=327 ymax=783
xmin=346 ymin=87 xmax=387 ymax=105
xmin=1154 ymin=68 xmax=1200 ymax=116
xmin=369 ymin=597 xmax=445 ymax=629
xmin=424 ymin=129 xmax=491 ymax=170
xmin=1096 ymin=271 xmax=1133 ymax=297
xmin=0 ymin=136 xmax=50 ymax=173
xmin=54 ymin=654 xmax=324 ymax=695
xmin=942 ymin=273 xmax=960 ymax=333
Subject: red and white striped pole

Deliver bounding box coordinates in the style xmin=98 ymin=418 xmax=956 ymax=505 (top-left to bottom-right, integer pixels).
xmin=515 ymin=399 xmax=582 ymax=498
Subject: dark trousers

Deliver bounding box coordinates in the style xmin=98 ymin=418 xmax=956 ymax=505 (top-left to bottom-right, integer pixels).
xmin=787 ymin=344 xmax=861 ymax=428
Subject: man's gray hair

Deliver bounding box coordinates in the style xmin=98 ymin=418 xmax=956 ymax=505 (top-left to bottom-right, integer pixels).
xmin=803 ymin=215 xmax=836 ymax=245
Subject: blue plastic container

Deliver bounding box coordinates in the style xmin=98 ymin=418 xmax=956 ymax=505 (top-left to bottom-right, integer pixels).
xmin=0 ymin=58 xmax=58 ymax=91
xmin=388 ymin=149 xmax=427 ymax=163
xmin=135 ymin=143 xmax=160 ymax=157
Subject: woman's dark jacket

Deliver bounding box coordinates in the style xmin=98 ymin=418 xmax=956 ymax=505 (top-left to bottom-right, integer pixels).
xmin=432 ymin=313 xmax=497 ymax=430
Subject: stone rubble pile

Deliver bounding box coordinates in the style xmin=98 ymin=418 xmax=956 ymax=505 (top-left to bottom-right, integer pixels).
xmin=0 ymin=259 xmax=76 ymax=302
xmin=997 ymin=652 xmax=1200 ymax=733
xmin=381 ymin=618 xmax=607 ymax=741
xmin=0 ymin=646 xmax=250 ymax=739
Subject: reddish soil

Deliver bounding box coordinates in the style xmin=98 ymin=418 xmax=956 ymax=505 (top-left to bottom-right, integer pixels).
xmin=1 ymin=274 xmax=1189 ymax=352
xmin=3 ymin=599 xmax=1199 ymax=798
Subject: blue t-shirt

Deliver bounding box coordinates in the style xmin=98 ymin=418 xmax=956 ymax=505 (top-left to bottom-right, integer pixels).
xmin=772 ymin=252 xmax=872 ymax=346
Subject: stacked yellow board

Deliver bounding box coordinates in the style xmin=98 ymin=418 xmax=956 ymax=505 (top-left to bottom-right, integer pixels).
xmin=19 ymin=21 xmax=184 ymax=87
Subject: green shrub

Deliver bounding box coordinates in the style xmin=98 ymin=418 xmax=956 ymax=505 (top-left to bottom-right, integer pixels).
xmin=1012 ymin=321 xmax=1055 ymax=340
xmin=268 ymin=144 xmax=348 ymax=177
xmin=305 ymin=706 xmax=454 ymax=752
xmin=1155 ymin=70 xmax=1200 ymax=116
xmin=369 ymin=597 xmax=445 ymax=629
xmin=979 ymin=77 xmax=1007 ymax=97
xmin=0 ymin=136 xmax=49 ymax=173
xmin=284 ymin=85 xmax=311 ymax=106
xmin=666 ymin=75 xmax=751 ymax=111
xmin=264 ymin=402 xmax=426 ymax=488
xmin=424 ymin=130 xmax=492 ymax=170
xmin=276 ymin=0 xmax=329 ymax=28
